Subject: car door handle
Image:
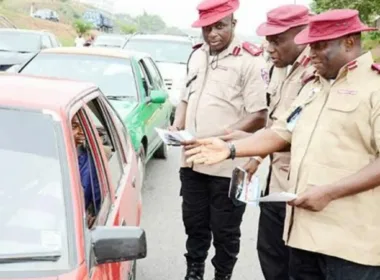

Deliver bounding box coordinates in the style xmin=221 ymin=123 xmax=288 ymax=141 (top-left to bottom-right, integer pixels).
xmin=132 ymin=176 xmax=136 ymax=188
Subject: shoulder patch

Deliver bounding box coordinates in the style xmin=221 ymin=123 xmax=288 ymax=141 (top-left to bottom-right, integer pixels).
xmin=242 ymin=42 xmax=263 ymax=56
xmin=371 ymin=63 xmax=380 ymax=73
xmin=301 ymin=72 xmax=316 ymax=85
xmin=192 ymin=43 xmax=203 ymax=50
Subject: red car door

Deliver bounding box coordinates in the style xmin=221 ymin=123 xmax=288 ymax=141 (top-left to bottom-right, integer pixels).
xmin=72 ymin=107 xmax=114 ymax=280
xmin=82 ymin=92 xmax=141 ymax=280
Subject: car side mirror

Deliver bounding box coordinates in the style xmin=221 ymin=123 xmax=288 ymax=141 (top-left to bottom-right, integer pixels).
xmin=91 ymin=226 xmax=147 ymax=265
xmin=149 ymin=90 xmax=167 ymax=104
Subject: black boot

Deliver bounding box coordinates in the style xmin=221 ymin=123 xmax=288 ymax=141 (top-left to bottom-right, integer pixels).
xmin=213 ymin=272 xmax=232 ymax=280
xmin=184 ymin=262 xmax=205 ymax=280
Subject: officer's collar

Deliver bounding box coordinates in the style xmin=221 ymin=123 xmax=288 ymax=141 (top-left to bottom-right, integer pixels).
xmin=201 ymin=36 xmax=242 ymax=58
xmin=288 ymin=45 xmax=311 ymax=76
xmin=335 ymin=51 xmax=374 ymax=85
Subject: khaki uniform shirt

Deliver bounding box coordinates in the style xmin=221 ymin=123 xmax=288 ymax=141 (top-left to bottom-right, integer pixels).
xmin=271 ymin=52 xmax=380 ymax=265
xmin=181 ymin=37 xmax=268 ymax=178
xmin=266 ymin=47 xmax=315 ymax=193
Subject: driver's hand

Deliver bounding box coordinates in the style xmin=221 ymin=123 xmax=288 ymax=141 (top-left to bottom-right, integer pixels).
xmin=185 ymin=137 xmax=230 ymax=165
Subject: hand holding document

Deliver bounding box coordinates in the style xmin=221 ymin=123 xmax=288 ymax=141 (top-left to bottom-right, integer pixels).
xmin=155 ymin=128 xmax=194 ymax=146
xmin=229 ymin=166 xmax=297 ymax=206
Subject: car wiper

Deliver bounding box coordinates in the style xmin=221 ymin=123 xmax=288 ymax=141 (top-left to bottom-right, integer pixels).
xmin=0 ymin=251 xmax=61 ymax=264
xmin=106 ymin=95 xmax=135 ymax=100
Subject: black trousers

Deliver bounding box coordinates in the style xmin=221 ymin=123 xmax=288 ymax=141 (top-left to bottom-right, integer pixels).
xmin=180 ymin=168 xmax=246 ymax=276
xmin=257 ymin=202 xmax=289 ymax=280
xmin=289 ymin=247 xmax=380 ymax=280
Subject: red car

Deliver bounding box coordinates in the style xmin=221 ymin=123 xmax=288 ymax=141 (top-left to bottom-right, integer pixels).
xmin=0 ymin=74 xmax=146 ymax=279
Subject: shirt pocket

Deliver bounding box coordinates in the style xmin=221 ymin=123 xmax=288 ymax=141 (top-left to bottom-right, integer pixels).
xmin=324 ymin=90 xmax=362 ymax=134
xmin=207 ymin=66 xmax=242 ymax=100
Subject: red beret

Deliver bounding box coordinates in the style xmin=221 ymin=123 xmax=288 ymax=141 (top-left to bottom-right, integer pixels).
xmin=295 ymin=9 xmax=377 ymax=45
xmin=192 ymin=0 xmax=239 ymax=28
xmin=256 ymin=4 xmax=310 ymax=36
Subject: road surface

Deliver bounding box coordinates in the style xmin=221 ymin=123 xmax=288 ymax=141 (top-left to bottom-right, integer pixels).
xmin=137 ymin=147 xmax=269 ymax=280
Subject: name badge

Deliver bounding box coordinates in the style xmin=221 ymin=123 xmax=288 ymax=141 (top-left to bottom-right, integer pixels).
xmin=286 ymin=106 xmax=302 ymax=132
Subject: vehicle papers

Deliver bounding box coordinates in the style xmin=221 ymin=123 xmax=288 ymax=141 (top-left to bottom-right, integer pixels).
xmin=155 ymin=128 xmax=194 ymax=146
xmin=259 ymin=192 xmax=297 ymax=202
xmin=229 ymin=167 xmax=261 ymax=206
xmin=229 ymin=166 xmax=297 ymax=205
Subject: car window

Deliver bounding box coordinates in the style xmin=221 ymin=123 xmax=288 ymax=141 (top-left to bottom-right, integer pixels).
xmin=0 ymin=31 xmax=42 ymax=53
xmin=85 ymin=96 xmax=125 ymax=189
xmin=0 ymin=107 xmax=70 ymax=272
xmin=41 ymin=35 xmax=52 ymax=49
xmin=142 ymin=57 xmax=164 ymax=89
xmin=20 ymin=53 xmax=139 ymax=102
xmin=137 ymin=61 xmax=153 ymax=96
xmin=124 ymin=38 xmax=193 ymax=64
xmin=70 ymin=111 xmax=111 ymax=230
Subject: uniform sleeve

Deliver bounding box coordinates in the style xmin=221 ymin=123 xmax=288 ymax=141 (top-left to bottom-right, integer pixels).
xmin=241 ymin=56 xmax=269 ymax=114
xmin=270 ymin=112 xmax=292 ymax=143
xmin=370 ymin=89 xmax=380 ymax=153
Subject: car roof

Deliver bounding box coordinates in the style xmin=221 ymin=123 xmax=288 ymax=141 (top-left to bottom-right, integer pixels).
xmin=41 ymin=47 xmax=149 ymax=60
xmin=0 ymin=28 xmax=46 ymax=35
xmin=0 ymin=74 xmax=97 ymax=111
xmin=129 ymin=34 xmax=193 ymax=43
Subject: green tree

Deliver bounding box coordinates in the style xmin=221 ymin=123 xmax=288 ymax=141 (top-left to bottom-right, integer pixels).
xmin=135 ymin=11 xmax=166 ymax=33
xmin=311 ymin=0 xmax=380 ymax=24
xmin=120 ymin=23 xmax=137 ymax=34
xmin=73 ymin=19 xmax=92 ymax=36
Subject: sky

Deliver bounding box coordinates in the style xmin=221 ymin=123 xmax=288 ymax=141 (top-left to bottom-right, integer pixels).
xmin=113 ymin=0 xmax=312 ymax=36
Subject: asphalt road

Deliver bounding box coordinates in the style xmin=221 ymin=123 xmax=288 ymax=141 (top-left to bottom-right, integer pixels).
xmin=136 ymin=147 xmax=269 ymax=280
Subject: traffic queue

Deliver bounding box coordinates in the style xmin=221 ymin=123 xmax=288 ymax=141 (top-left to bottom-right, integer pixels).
xmin=0 ymin=0 xmax=379 ymax=279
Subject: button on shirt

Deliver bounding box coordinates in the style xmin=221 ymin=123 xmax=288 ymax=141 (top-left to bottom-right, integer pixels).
xmin=181 ymin=37 xmax=268 ymax=178
xmin=272 ymin=52 xmax=380 ymax=266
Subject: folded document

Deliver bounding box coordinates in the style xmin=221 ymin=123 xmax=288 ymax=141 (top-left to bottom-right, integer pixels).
xmin=155 ymin=128 xmax=194 ymax=146
xmin=259 ymin=192 xmax=297 ymax=202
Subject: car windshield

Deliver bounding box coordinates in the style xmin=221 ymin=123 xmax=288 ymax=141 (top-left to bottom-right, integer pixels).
xmin=124 ymin=39 xmax=192 ymax=64
xmin=0 ymin=31 xmax=41 ymax=53
xmin=0 ymin=108 xmax=69 ymax=272
xmin=20 ymin=53 xmax=139 ymax=100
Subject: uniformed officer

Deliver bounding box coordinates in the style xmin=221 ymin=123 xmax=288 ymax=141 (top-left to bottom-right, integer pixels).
xmin=169 ymin=0 xmax=269 ymax=279
xmin=185 ymin=9 xmax=380 ymax=279
xmin=220 ymin=5 xmax=314 ymax=279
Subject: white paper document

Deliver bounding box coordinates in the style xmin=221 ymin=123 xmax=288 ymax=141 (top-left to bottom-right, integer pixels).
xmin=258 ymin=192 xmax=297 ymax=202
xmin=155 ymin=128 xmax=194 ymax=146
xmin=229 ymin=167 xmax=261 ymax=206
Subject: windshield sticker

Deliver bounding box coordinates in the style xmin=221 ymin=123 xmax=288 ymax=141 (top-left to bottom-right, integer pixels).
xmin=40 ymin=230 xmax=62 ymax=251
xmin=42 ymin=109 xmax=61 ymax=122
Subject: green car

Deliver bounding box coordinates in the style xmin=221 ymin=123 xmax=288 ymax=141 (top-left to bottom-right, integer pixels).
xmin=18 ymin=47 xmax=173 ymax=174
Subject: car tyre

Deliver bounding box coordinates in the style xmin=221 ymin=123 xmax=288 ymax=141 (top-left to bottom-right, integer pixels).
xmin=154 ymin=141 xmax=168 ymax=159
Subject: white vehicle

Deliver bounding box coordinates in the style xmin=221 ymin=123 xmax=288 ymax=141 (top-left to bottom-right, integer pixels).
xmin=123 ymin=34 xmax=194 ymax=120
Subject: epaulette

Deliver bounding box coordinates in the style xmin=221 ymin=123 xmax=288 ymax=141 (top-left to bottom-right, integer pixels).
xmin=242 ymin=42 xmax=263 ymax=56
xmin=186 ymin=43 xmax=203 ymax=74
xmin=192 ymin=43 xmax=203 ymax=50
xmin=301 ymin=71 xmax=316 ymax=85
xmin=299 ymin=55 xmax=311 ymax=67
xmin=371 ymin=63 xmax=380 ymax=74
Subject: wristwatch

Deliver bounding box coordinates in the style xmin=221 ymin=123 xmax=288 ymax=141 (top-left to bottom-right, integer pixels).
xmin=227 ymin=142 xmax=236 ymax=160
xmin=251 ymin=156 xmax=263 ymax=164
